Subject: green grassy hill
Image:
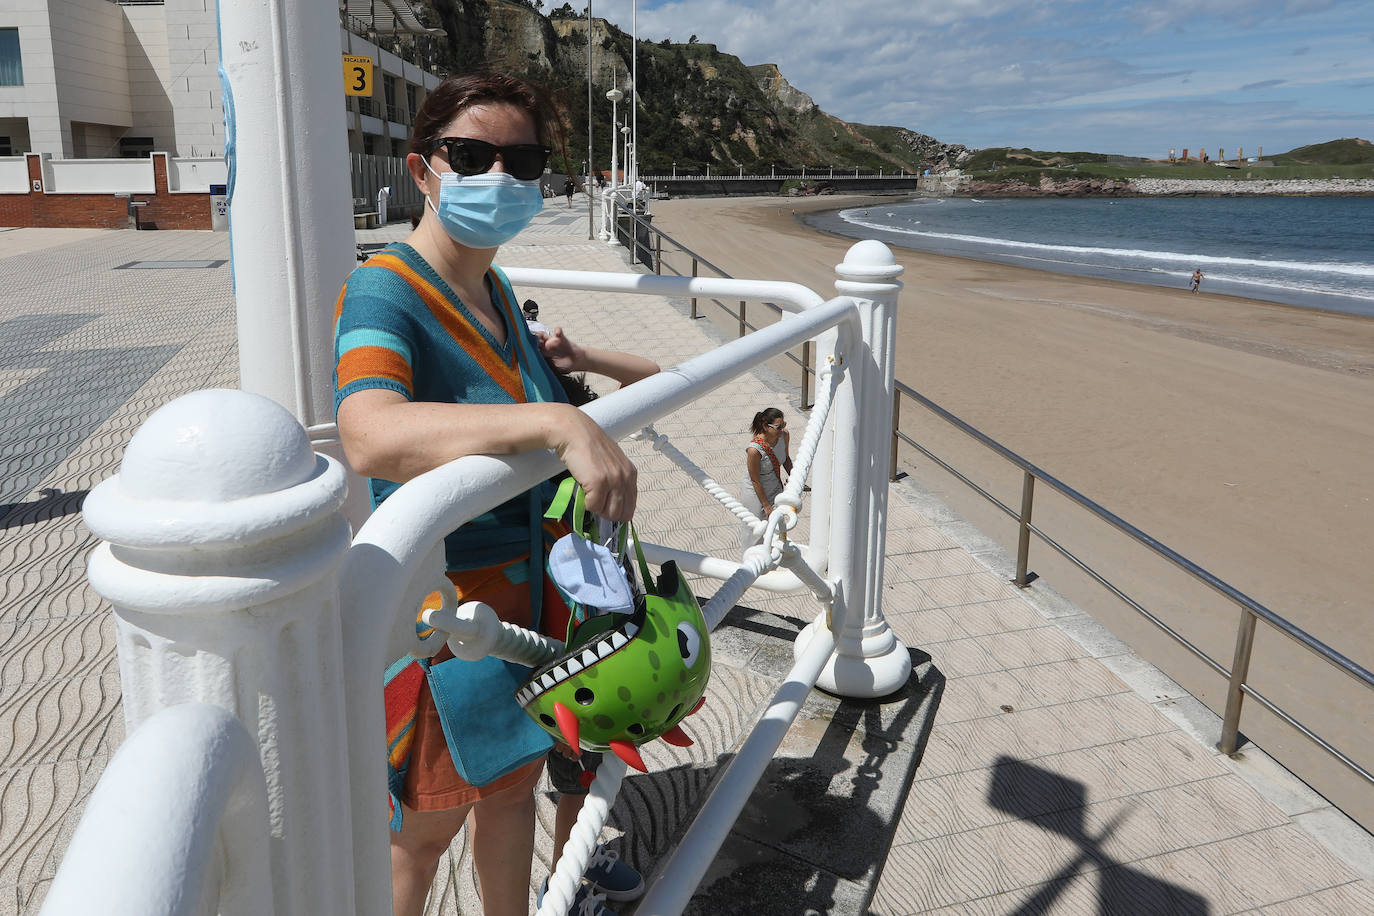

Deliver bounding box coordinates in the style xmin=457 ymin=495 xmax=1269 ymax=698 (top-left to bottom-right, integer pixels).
xmin=961 ymin=141 xmax=1374 ymax=183
xmin=1271 ymin=138 xmax=1374 ymax=166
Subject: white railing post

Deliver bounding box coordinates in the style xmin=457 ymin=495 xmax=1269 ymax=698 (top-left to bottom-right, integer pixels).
xmin=799 ymin=241 xmax=912 ymax=697
xmin=81 ymin=389 xmax=355 ymax=916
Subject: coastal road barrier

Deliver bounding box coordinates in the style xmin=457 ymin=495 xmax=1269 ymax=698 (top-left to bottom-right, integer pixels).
xmin=639 ymin=174 xmax=922 ymax=199
xmin=627 ymin=206 xmax=1374 ymax=811
xmin=888 ymin=382 xmax=1374 ymax=785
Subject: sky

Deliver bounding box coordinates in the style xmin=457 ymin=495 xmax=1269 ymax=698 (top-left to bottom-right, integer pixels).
xmin=582 ymin=0 xmax=1374 ymax=159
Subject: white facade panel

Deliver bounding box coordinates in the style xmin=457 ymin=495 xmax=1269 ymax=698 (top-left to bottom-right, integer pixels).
xmin=48 ymin=0 xmax=132 ymax=129
xmin=124 ymin=5 xmax=175 ymax=155
xmin=47 ymin=156 xmax=153 ymax=193
xmin=0 ymin=3 xmax=58 ymax=154
xmin=379 ymin=47 xmax=403 ymax=77
xmin=168 ymin=155 xmax=227 ymax=192
xmin=165 ymin=0 xmax=222 ymax=156
xmin=27 ymin=112 xmax=65 ymax=155
xmin=0 ymin=156 xmax=29 ymax=192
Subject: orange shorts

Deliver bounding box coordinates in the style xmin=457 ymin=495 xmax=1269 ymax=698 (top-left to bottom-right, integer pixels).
xmin=400 ymin=560 xmax=572 ymax=811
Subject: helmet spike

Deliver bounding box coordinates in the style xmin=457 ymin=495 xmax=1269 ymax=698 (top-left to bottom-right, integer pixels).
xmin=553 ymin=701 xmax=582 ymax=755
xmin=609 ymin=739 xmax=648 ymax=773
xmin=659 ymin=724 xmax=694 ymax=747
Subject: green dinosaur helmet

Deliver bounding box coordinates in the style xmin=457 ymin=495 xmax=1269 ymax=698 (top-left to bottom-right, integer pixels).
xmin=516 ymin=559 xmax=710 ymax=772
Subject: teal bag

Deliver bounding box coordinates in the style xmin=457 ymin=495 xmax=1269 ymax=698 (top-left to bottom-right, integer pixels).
xmin=421 ymin=486 xmax=557 ymax=786
xmin=424 ymin=653 xmax=553 ymax=786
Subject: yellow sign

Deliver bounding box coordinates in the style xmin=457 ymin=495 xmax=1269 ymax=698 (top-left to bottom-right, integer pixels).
xmin=343 ymin=55 xmax=373 ymax=97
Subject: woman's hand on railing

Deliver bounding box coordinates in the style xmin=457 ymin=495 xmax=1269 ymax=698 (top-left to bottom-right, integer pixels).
xmin=548 ymin=405 xmax=638 ymax=522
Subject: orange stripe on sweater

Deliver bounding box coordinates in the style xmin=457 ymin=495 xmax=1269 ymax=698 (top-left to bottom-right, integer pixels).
xmin=368 ymin=254 xmax=524 ymax=404
xmin=338 ymin=346 xmax=413 ymax=394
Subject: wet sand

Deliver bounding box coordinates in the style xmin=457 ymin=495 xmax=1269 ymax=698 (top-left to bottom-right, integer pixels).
xmin=649 ymin=194 xmax=1374 ymax=827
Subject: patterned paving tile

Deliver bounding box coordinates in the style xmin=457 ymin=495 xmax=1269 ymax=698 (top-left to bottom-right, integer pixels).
xmin=948 ymin=595 xmax=1056 ymax=638
xmin=1195 ymin=823 xmax=1370 ymax=908
xmin=1252 ymin=880 xmax=1374 ymax=915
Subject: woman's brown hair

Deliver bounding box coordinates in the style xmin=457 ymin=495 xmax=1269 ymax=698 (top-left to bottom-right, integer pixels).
xmin=750 ymin=408 xmax=785 ymax=435
xmin=409 ymin=71 xmax=556 ymax=159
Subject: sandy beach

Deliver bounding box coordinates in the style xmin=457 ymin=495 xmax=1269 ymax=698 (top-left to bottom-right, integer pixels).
xmin=648 ymin=194 xmax=1374 ymax=827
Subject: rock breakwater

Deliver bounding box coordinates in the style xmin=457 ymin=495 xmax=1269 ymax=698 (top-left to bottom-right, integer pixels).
xmin=1130 ymin=177 xmax=1374 ymax=196
xmin=962 ymin=176 xmax=1135 ymax=197
xmin=956 ymin=175 xmax=1374 ymax=197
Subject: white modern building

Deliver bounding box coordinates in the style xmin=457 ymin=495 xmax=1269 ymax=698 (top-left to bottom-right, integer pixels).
xmin=0 ymin=0 xmax=445 ymax=160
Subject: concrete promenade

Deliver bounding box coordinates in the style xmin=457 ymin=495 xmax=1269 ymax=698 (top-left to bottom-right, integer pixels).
xmin=2 ymin=206 xmax=1372 ymax=915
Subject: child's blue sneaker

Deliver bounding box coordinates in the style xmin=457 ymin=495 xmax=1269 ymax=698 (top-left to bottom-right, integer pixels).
xmin=584 ymin=845 xmax=644 ymax=902
xmin=538 ymin=877 xmax=617 ymax=916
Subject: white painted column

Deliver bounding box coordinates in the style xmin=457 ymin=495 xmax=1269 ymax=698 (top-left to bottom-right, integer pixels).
xmin=799 ymin=241 xmax=911 ymax=698
xmin=216 ymin=0 xmax=364 ymax=522
xmin=82 ymin=389 xmax=355 ymax=916
xmin=602 ymin=88 xmax=622 ymax=244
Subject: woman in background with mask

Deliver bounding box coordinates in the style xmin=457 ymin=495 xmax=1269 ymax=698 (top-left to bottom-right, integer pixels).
xmin=334 ymin=72 xmax=653 ymax=916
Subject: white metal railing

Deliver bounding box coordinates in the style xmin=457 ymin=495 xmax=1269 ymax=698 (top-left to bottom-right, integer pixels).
xmin=58 ymin=245 xmax=907 ymax=915
xmin=40 ymin=704 xmax=273 ymax=916
xmin=640 ymin=172 xmax=920 ymax=181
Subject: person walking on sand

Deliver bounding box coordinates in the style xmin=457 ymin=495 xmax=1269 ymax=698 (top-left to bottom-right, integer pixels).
xmin=1191 ymin=269 xmax=1204 ymax=293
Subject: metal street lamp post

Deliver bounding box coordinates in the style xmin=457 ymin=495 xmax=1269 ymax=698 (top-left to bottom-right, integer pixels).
xmin=606 ymin=88 xmax=623 ymax=188
xmin=586 ymin=0 xmax=594 ymax=238
xmin=603 ymin=88 xmax=623 ymax=243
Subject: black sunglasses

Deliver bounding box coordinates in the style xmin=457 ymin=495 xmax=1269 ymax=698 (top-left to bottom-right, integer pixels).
xmin=427 ymin=137 xmax=551 ymax=181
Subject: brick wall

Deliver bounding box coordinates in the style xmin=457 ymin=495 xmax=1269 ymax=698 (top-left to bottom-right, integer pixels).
xmin=0 ymin=154 xmax=213 ymax=230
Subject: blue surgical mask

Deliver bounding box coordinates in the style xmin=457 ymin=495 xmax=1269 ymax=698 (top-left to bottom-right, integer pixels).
xmin=424 ymin=161 xmax=543 ymax=249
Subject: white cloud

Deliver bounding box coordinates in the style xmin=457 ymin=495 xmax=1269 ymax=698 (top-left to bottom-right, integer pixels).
xmin=588 ymin=0 xmax=1373 ymax=156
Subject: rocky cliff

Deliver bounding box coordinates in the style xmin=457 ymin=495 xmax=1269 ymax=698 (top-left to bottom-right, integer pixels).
xmin=752 ymin=63 xmax=816 ymax=114
xmin=418 ymin=0 xmax=956 ymax=175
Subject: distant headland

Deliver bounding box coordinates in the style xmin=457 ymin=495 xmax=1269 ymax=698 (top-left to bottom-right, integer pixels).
xmin=950 ymin=139 xmax=1374 ymax=197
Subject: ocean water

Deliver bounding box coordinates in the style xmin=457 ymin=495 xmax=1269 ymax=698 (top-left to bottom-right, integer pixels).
xmin=811 ymin=196 xmax=1374 ymax=317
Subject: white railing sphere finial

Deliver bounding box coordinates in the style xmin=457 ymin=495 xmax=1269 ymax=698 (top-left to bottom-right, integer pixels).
xmin=117 ymin=388 xmax=317 ymax=501
xmin=83 ymin=388 xmax=347 ymax=554
xmin=836 ymin=239 xmax=903 ymax=282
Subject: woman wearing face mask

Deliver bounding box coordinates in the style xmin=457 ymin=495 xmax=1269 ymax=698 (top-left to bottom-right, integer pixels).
xmin=334 ymin=73 xmax=655 ymax=916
